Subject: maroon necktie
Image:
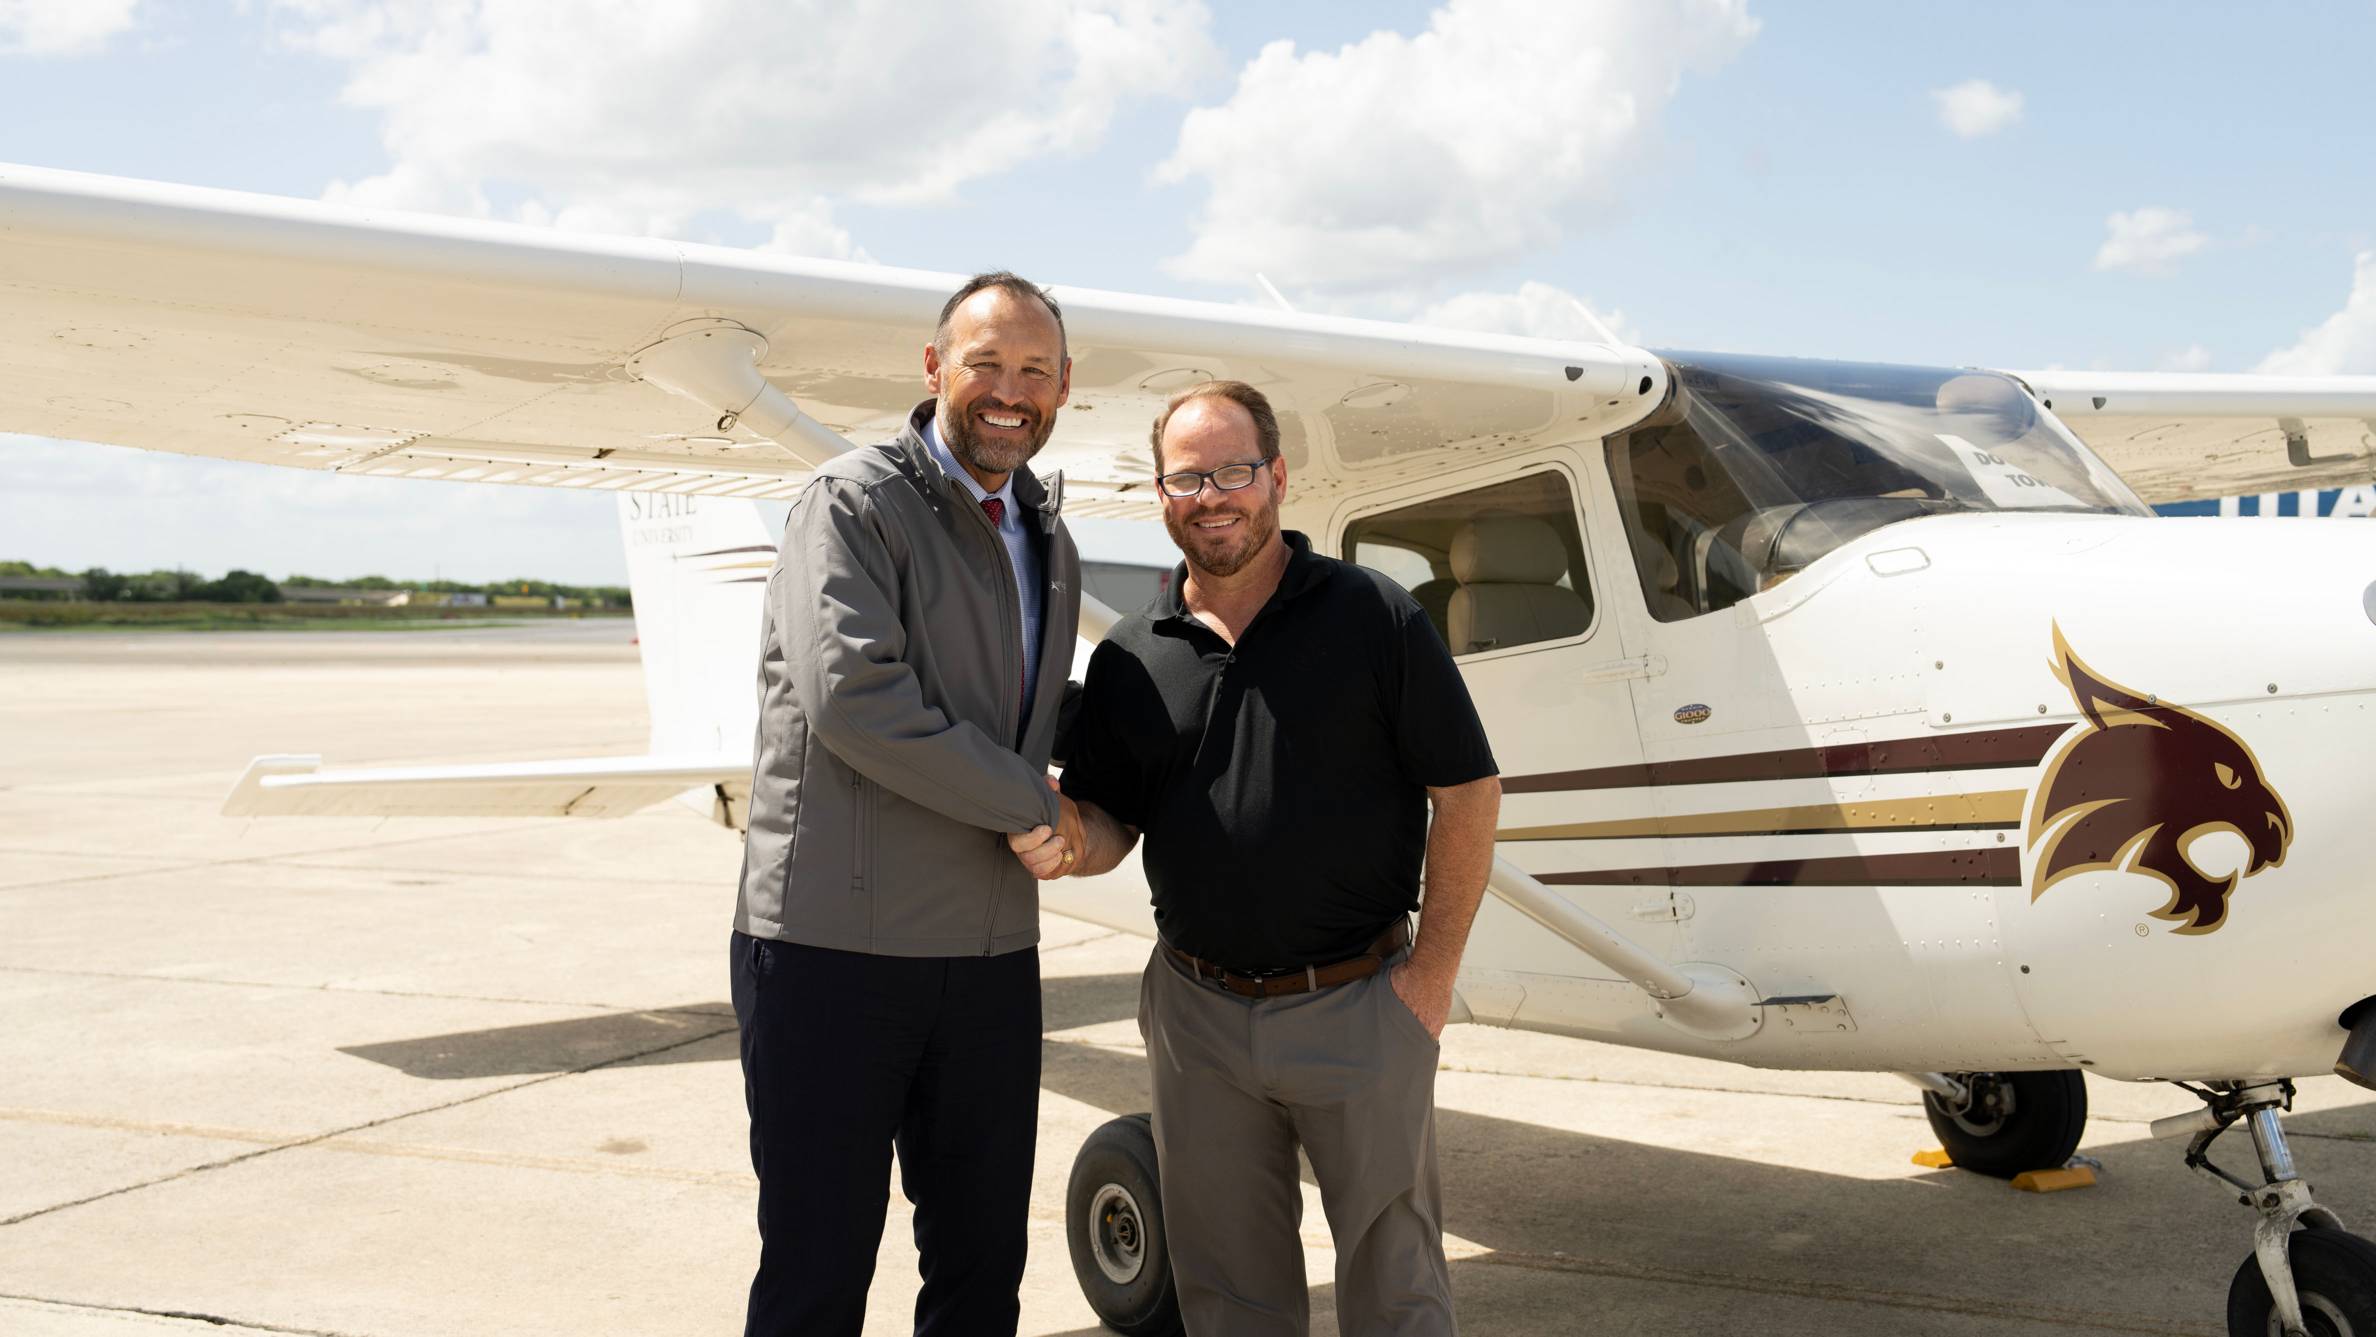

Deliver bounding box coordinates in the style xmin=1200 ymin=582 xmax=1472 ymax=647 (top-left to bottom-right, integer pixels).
xmin=980 ymin=497 xmax=1022 ymax=720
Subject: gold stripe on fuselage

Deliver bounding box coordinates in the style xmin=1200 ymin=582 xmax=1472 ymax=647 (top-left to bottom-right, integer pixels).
xmin=1498 ymin=789 xmax=2029 ymax=841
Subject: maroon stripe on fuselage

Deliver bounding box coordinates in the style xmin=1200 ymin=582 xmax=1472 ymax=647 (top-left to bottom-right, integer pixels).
xmin=1539 ymin=847 xmax=2022 ymax=889
xmin=1502 ymin=724 xmax=2068 ymax=794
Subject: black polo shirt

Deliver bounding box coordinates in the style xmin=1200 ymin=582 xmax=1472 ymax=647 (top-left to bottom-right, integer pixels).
xmin=1061 ymin=531 xmax=1497 ymax=972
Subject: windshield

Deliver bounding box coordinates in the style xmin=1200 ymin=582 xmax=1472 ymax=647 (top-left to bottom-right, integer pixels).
xmin=1609 ymin=353 xmax=2149 ymax=621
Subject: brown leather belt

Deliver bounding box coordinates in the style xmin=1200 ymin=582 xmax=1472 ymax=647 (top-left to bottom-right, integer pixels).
xmin=1161 ymin=920 xmax=1410 ymax=999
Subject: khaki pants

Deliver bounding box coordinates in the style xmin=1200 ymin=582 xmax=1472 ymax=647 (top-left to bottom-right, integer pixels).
xmin=1139 ymin=943 xmax=1453 ymax=1336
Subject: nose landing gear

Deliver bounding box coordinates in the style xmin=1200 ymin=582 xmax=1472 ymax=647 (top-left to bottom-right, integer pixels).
xmin=1065 ymin=1113 xmax=1182 ymax=1337
xmin=2160 ymin=1080 xmax=2376 ymax=1337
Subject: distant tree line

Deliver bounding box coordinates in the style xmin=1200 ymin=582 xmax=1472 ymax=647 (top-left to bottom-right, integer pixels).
xmin=282 ymin=573 xmax=630 ymax=606
xmin=0 ymin=561 xmax=630 ymax=608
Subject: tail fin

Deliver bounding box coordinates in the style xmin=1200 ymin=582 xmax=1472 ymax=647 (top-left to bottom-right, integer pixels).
xmin=618 ymin=492 xmax=772 ymax=759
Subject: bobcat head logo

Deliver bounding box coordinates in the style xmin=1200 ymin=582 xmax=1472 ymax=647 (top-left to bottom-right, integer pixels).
xmin=2027 ymin=627 xmax=2293 ymax=934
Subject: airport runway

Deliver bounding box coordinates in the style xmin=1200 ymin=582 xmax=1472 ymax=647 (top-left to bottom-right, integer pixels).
xmin=4 ymin=624 xmax=2370 ymax=1336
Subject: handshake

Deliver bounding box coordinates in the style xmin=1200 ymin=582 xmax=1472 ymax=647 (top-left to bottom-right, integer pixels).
xmin=1008 ymin=777 xmax=1089 ymax=881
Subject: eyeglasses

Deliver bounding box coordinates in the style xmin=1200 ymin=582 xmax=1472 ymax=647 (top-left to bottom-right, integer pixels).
xmin=1156 ymin=457 xmax=1275 ymax=499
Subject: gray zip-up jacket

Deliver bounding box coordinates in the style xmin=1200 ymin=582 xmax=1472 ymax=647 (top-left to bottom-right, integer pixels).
xmin=734 ymin=401 xmax=1079 ymax=956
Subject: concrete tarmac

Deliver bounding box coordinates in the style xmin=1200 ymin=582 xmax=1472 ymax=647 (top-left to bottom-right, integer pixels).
xmin=3 ymin=623 xmax=2371 ymax=1336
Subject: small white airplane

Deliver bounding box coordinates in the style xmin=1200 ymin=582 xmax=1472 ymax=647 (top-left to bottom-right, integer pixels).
xmin=8 ymin=162 xmax=2376 ymax=1337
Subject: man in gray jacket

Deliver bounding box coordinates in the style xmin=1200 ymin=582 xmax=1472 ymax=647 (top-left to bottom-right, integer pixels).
xmin=731 ymin=271 xmax=1084 ymax=1337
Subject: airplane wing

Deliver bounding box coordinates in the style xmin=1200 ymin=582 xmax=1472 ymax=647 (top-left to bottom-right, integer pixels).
xmin=2002 ymin=369 xmax=2376 ymax=504
xmin=0 ymin=162 xmax=1659 ymax=520
xmin=223 ymin=753 xmax=747 ymax=821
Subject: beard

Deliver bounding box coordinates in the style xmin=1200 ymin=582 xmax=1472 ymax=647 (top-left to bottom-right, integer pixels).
xmin=941 ymin=397 xmax=1054 ymax=477
xmin=1165 ymin=493 xmax=1280 ymax=579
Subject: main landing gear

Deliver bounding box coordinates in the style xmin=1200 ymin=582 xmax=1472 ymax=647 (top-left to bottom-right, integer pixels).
xmin=1916 ymin=1069 xmax=2090 ymax=1178
xmin=1065 ymin=1113 xmax=1182 ymax=1336
xmin=2156 ymin=1080 xmax=2376 ymax=1337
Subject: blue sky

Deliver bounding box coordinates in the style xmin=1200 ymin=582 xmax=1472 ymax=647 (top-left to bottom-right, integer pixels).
xmin=4 ymin=1 xmax=2371 ymax=584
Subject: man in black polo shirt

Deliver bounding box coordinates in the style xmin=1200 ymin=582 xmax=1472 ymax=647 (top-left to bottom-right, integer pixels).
xmin=1015 ymin=380 xmax=1501 ymax=1335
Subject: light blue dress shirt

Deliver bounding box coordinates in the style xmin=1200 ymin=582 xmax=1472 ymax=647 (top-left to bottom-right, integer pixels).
xmin=924 ymin=416 xmax=1044 ymax=710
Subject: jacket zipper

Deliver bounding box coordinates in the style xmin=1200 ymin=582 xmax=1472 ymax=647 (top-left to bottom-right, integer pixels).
xmin=850 ymin=769 xmax=868 ymax=896
xmin=970 ymin=490 xmax=1025 ymax=955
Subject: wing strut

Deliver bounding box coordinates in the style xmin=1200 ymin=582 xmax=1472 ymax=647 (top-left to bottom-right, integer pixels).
xmin=625 ymin=320 xmax=851 ymax=467
xmin=1485 ymin=857 xmax=1761 ymax=1040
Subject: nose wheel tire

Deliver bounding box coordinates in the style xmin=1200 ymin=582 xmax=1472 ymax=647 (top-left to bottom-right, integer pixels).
xmin=1920 ymin=1069 xmax=2088 ymax=1179
xmin=2227 ymin=1226 xmax=2376 ymax=1336
xmin=1065 ymin=1113 xmax=1181 ymax=1336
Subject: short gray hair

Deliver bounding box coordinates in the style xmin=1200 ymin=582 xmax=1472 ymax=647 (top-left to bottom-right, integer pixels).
xmin=934 ymin=270 xmax=1067 ymax=361
xmin=1150 ymin=379 xmax=1279 ymax=473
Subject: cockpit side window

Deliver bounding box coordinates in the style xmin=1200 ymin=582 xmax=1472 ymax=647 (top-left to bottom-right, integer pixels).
xmin=1342 ymin=470 xmax=1592 ymax=657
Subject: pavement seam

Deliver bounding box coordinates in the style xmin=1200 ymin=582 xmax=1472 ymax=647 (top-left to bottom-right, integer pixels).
xmin=0 ymin=844 xmax=189 ymax=864
xmin=0 ymin=1105 xmax=757 ymax=1187
xmin=255 ymin=857 xmax=720 ymax=889
xmin=1040 ymin=928 xmax=1127 ymax=954
xmin=0 ymin=1020 xmax=737 ymax=1230
xmin=0 ymin=1107 xmax=288 ymax=1146
xmin=0 ymin=822 xmax=536 ymax=892
xmin=0 ymin=852 xmax=720 ymax=893
xmin=1462 ymin=1249 xmax=2219 ymax=1335
xmin=0 ymin=1293 xmax=356 ymax=1336
xmin=0 ymin=963 xmax=734 ymax=1017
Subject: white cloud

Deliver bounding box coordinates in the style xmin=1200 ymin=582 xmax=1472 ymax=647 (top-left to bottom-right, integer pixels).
xmin=1154 ymin=0 xmax=1756 ymax=293
xmin=1931 ymin=79 xmax=2022 ymax=138
xmin=1416 ymin=280 xmax=1639 ymax=345
xmin=276 ymin=0 xmax=1217 ymax=250
xmin=2093 ymin=206 xmax=2208 ymax=273
xmin=758 ymin=205 xmax=871 ymax=264
xmin=0 ymin=0 xmax=138 ymax=55
xmin=2156 ymin=343 xmax=2212 ymax=372
xmin=2258 ymin=251 xmax=2376 ymax=374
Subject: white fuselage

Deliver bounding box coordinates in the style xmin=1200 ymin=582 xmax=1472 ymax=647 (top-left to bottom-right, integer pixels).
xmin=1345 ymin=474 xmax=2375 ymax=1083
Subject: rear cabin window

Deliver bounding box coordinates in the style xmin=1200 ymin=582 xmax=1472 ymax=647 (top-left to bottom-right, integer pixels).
xmin=1341 ymin=471 xmax=1593 ymax=657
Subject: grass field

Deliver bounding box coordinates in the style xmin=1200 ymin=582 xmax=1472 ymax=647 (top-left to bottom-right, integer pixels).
xmin=0 ymin=600 xmax=632 ymax=631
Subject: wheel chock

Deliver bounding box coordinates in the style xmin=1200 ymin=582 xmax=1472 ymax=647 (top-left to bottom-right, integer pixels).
xmin=2010 ymin=1165 xmax=2097 ymax=1193
xmin=1911 ymin=1147 xmax=1954 ymax=1168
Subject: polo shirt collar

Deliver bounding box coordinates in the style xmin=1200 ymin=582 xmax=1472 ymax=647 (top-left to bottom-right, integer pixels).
xmin=1162 ymin=529 xmax=1327 ymax=623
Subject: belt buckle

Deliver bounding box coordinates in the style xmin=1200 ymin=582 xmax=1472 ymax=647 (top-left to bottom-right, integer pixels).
xmin=1208 ymin=963 xmax=1273 ymax=998
xmin=1234 ymin=964 xmax=1319 ymax=997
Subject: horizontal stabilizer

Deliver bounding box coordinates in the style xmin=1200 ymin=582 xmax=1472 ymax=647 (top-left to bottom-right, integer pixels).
xmin=223 ymin=752 xmax=746 ymax=820
xmin=2002 ymin=368 xmax=2376 ymax=501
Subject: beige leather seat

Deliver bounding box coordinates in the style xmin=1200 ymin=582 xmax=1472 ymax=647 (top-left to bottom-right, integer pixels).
xmin=1447 ymin=517 xmax=1590 ymax=655
xmin=1627 ymin=527 xmax=1697 ymax=622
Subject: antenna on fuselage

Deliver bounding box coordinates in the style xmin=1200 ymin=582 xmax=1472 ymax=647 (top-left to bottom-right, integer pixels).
xmin=1253 ymin=273 xmax=1297 ymax=314
xmin=1563 ymin=292 xmax=1624 ymax=346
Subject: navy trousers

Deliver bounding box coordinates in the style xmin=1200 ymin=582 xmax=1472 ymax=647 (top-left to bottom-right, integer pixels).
xmin=730 ymin=931 xmax=1041 ymax=1337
